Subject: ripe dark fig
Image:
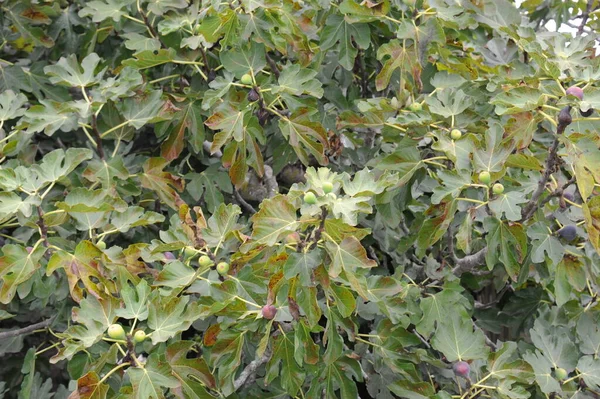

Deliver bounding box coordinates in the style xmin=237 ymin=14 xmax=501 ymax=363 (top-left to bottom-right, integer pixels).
xmin=558 ymin=225 xmax=577 ymax=241
xmin=247 ymin=88 xmax=259 ymax=102
xmin=261 ymin=304 xmax=277 ymax=320
xmin=207 ymin=70 xmax=217 ymax=82
xmin=580 ymin=101 xmax=593 ymax=117
xmin=453 ymin=361 xmax=470 ymax=378
xmin=566 ymin=86 xmax=584 ymax=100
xmin=557 ymin=106 xmax=572 ymax=127
xmin=164 ymin=251 xmax=176 ymax=260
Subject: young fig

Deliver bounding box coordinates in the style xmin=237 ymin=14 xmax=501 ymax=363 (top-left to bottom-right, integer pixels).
xmin=240 ymin=73 xmax=253 ymax=85
xmin=479 ymin=171 xmax=491 ymax=185
xmin=107 ymin=324 xmax=126 ymax=340
xmin=198 ymin=255 xmax=213 ymax=268
xmin=492 ymin=183 xmax=504 ymax=195
xmin=450 ymin=129 xmax=462 ymax=140
xmin=304 ymin=192 xmax=317 ymax=205
xmin=216 ymin=261 xmax=230 ymax=275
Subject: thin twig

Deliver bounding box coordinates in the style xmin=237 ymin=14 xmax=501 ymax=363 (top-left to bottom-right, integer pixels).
xmin=233 ymin=349 xmax=272 ymax=390
xmin=36 ymin=206 xmax=49 ymax=247
xmin=539 ymin=176 xmax=576 ymax=208
xmin=233 ymin=190 xmax=257 ymax=214
xmin=0 ymin=318 xmax=54 ymax=340
xmin=265 ymin=53 xmax=280 ymax=79
xmin=577 ymin=2 xmax=595 ymax=36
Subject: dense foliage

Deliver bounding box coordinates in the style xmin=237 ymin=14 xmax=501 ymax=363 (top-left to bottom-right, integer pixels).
xmin=1 ymin=0 xmax=600 ymax=398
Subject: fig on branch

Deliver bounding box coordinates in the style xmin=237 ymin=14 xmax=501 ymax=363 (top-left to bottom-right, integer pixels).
xmin=96 ymin=241 xmax=106 ymax=250
xmin=557 ymin=106 xmax=572 ymax=127
xmin=107 ymin=324 xmax=126 ymax=340
xmin=479 ymin=171 xmax=491 ymax=185
xmin=492 ymin=183 xmax=504 ymax=195
xmin=453 ymin=361 xmax=470 ymax=378
xmin=408 ymin=102 xmax=422 ymax=112
xmin=199 ymin=255 xmax=213 ymax=267
xmin=557 ymin=225 xmax=577 ymax=241
xmin=554 ymin=367 xmax=568 ymax=380
xmin=565 ymin=85 xmax=584 ymax=100
xmin=322 ymin=181 xmax=333 ymax=194
xmin=247 ymin=88 xmax=259 ymax=102
xmin=164 ymin=251 xmax=176 ymax=260
xmin=304 ymin=192 xmax=317 ymax=205
xmin=240 ymin=73 xmax=253 ymax=85
xmin=133 ymin=330 xmax=147 ymax=343
xmin=261 ymin=304 xmax=277 ymax=320
xmin=450 ymin=129 xmax=462 ymax=140
xmin=216 ymin=262 xmax=230 ymax=275
xmin=579 ymin=101 xmax=593 ymax=117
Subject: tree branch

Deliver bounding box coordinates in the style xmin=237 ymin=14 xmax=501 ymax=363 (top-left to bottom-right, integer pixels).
xmin=577 ymin=2 xmax=595 ymax=36
xmin=521 ymin=106 xmax=571 ymax=221
xmin=233 ymin=189 xmax=257 ymax=214
xmin=0 ymin=318 xmax=54 ymax=340
xmin=452 ymin=247 xmax=488 ymax=276
xmin=233 ymin=349 xmax=272 ymax=391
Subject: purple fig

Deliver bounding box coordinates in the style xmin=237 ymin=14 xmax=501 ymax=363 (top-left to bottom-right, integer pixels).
xmin=558 ymin=225 xmax=577 ymax=241
xmin=261 ymin=305 xmax=277 ymax=320
xmin=164 ymin=251 xmax=176 ymax=260
xmin=453 ymin=361 xmax=470 ymax=378
xmin=247 ymin=88 xmax=259 ymax=102
xmin=557 ymin=106 xmax=572 ymax=127
xmin=566 ymin=86 xmax=584 ymax=100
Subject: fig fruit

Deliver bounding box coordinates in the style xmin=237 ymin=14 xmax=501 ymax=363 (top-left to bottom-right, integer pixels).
xmin=107 ymin=324 xmax=126 ymax=340
xmin=450 ymin=129 xmax=462 ymax=140
xmin=558 ymin=225 xmax=577 ymax=241
xmin=304 ymin=192 xmax=317 ymax=205
xmin=322 ymin=181 xmax=333 ymax=194
xmin=240 ymin=73 xmax=253 ymax=85
xmin=199 ymin=255 xmax=213 ymax=267
xmin=285 ymin=232 xmax=300 ymax=244
xmin=558 ymin=106 xmax=572 ymax=126
xmin=492 ymin=183 xmax=504 ymax=195
xmin=479 ymin=171 xmax=491 ymax=185
xmin=566 ymin=86 xmax=584 ymax=100
xmin=554 ymin=367 xmax=568 ymax=380
xmin=247 ymin=88 xmax=259 ymax=102
xmin=96 ymin=241 xmax=106 ymax=250
xmin=261 ymin=304 xmax=277 ymax=320
xmin=408 ymin=102 xmax=422 ymax=112
xmin=133 ymin=330 xmax=146 ymax=343
xmin=453 ymin=361 xmax=470 ymax=378
xmin=580 ymin=101 xmax=593 ymax=117
xmin=164 ymin=251 xmax=176 ymax=260
xmin=216 ymin=261 xmax=229 ymax=275
xmin=183 ymin=247 xmax=196 ymax=258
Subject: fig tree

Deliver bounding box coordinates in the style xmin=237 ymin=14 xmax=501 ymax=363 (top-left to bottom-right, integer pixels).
xmin=322 ymin=181 xmax=333 ymax=194
xmin=133 ymin=330 xmax=146 ymax=343
xmin=262 ymin=304 xmax=277 ymax=320
xmin=107 ymin=323 xmax=126 ymax=340
xmin=566 ymin=86 xmax=584 ymax=100
xmin=492 ymin=183 xmax=504 ymax=195
xmin=240 ymin=73 xmax=253 ymax=85
xmin=479 ymin=171 xmax=491 ymax=185
xmin=216 ymin=261 xmax=229 ymax=275
xmin=304 ymin=192 xmax=317 ymax=205
xmin=558 ymin=225 xmax=577 ymax=241
xmin=453 ymin=361 xmax=470 ymax=378
xmin=450 ymin=129 xmax=462 ymax=140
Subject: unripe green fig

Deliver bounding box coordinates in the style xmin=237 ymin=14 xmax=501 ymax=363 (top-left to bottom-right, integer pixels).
xmin=261 ymin=304 xmax=277 ymax=320
xmin=183 ymin=247 xmax=196 ymax=258
xmin=453 ymin=361 xmax=470 ymax=378
xmin=565 ymin=86 xmax=584 ymax=100
xmin=408 ymin=102 xmax=422 ymax=112
xmin=133 ymin=330 xmax=146 ymax=343
xmin=285 ymin=232 xmax=300 ymax=244
xmin=240 ymin=73 xmax=253 ymax=85
xmin=554 ymin=367 xmax=568 ymax=380
xmin=198 ymin=255 xmax=213 ymax=267
xmin=96 ymin=241 xmax=106 ymax=250
xmin=450 ymin=129 xmax=462 ymax=140
xmin=216 ymin=262 xmax=229 ymax=275
xmin=304 ymin=192 xmax=317 ymax=205
xmin=322 ymin=181 xmax=333 ymax=194
xmin=492 ymin=183 xmax=504 ymax=195
xmin=479 ymin=171 xmax=491 ymax=185
xmin=107 ymin=324 xmax=126 ymax=340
